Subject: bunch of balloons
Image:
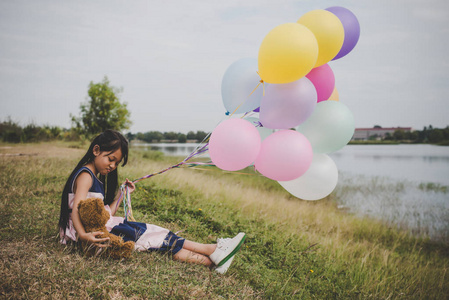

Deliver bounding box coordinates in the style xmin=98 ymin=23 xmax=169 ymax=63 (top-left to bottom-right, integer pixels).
xmin=210 ymin=6 xmax=360 ymax=201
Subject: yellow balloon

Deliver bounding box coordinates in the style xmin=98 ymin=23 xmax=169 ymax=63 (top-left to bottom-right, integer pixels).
xmin=297 ymin=10 xmax=344 ymax=67
xmin=328 ymin=86 xmax=339 ymax=101
xmin=258 ymin=23 xmax=318 ymax=84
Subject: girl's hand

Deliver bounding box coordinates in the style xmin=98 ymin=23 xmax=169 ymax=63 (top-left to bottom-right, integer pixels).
xmin=82 ymin=231 xmax=110 ymax=248
xmin=124 ymin=178 xmax=136 ymax=194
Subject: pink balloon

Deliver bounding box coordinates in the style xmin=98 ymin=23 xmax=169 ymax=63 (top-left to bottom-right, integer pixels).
xmin=254 ymin=130 xmax=313 ymax=181
xmin=305 ymin=64 xmax=335 ymax=102
xmin=259 ymin=77 xmax=317 ymax=129
xmin=209 ymin=119 xmax=261 ymax=171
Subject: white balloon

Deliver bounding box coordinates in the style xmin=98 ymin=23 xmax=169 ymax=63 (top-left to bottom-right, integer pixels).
xmin=296 ymin=101 xmax=355 ymax=153
xmin=221 ymin=58 xmax=263 ymax=114
xmin=278 ymin=153 xmax=338 ymax=200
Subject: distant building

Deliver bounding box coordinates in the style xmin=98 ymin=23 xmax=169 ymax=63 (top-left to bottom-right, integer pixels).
xmin=352 ymin=127 xmax=412 ymax=141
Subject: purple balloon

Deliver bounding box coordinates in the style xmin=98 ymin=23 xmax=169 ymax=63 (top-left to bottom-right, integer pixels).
xmin=326 ymin=6 xmax=360 ymax=60
xmin=259 ymin=77 xmax=317 ymax=129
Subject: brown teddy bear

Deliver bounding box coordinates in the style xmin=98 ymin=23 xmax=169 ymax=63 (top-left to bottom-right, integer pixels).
xmin=77 ymin=197 xmax=135 ymax=259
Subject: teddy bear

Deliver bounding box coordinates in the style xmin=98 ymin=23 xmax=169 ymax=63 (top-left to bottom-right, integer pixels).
xmin=77 ymin=197 xmax=135 ymax=259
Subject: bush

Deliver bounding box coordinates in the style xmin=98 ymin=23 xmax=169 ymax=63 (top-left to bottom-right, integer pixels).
xmin=0 ymin=119 xmax=70 ymax=143
xmin=0 ymin=119 xmax=22 ymax=143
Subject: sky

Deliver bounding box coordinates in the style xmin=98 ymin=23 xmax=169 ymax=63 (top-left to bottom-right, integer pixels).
xmin=1 ymin=0 xmax=448 ymax=134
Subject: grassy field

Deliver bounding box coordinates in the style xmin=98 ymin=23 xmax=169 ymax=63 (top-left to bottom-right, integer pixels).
xmin=0 ymin=142 xmax=448 ymax=299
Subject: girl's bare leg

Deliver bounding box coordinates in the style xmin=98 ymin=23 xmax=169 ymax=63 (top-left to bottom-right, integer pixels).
xmin=182 ymin=240 xmax=217 ymax=256
xmin=172 ymin=240 xmax=218 ymax=267
xmin=173 ymin=249 xmax=213 ymax=267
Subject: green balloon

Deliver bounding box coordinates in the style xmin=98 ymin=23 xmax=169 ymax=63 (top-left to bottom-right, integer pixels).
xmin=297 ymin=101 xmax=354 ymax=153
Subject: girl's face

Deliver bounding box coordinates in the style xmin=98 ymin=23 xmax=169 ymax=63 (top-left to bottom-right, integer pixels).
xmin=92 ymin=145 xmax=123 ymax=175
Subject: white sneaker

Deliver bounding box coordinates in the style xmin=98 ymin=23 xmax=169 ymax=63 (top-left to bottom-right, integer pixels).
xmin=215 ymin=255 xmax=235 ymax=274
xmin=209 ymin=232 xmax=246 ymax=267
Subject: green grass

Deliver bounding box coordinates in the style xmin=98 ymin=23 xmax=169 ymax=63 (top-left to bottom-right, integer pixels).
xmin=348 ymin=140 xmax=400 ymax=145
xmin=418 ymin=182 xmax=448 ymax=193
xmin=1 ymin=142 xmax=448 ymax=299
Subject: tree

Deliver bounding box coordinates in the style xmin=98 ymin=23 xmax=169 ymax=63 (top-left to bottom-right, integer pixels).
xmin=428 ymin=129 xmax=444 ymax=143
xmin=393 ymin=129 xmax=405 ymax=141
xmin=384 ymin=132 xmax=393 ymax=140
xmin=417 ymin=126 xmax=428 ymax=143
xmin=0 ymin=118 xmax=22 ymax=143
xmin=136 ymin=131 xmax=163 ymax=143
xmin=186 ymin=131 xmax=196 ymax=140
xmin=164 ymin=131 xmax=178 ymax=141
xmin=146 ymin=131 xmax=163 ymax=142
xmin=195 ymin=131 xmax=208 ymax=141
xmin=443 ymin=126 xmax=449 ymax=140
xmin=405 ymin=131 xmax=418 ymax=141
xmin=72 ymin=77 xmax=131 ymax=135
xmin=178 ymin=133 xmax=187 ymax=143
xmin=125 ymin=132 xmax=135 ymax=141
xmin=368 ymin=134 xmax=379 ymax=141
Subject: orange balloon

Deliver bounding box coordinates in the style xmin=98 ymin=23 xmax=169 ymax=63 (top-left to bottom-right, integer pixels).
xmin=328 ymin=87 xmax=339 ymax=101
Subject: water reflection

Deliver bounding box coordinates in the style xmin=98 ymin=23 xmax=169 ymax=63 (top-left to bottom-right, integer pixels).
xmin=329 ymin=144 xmax=449 ymax=186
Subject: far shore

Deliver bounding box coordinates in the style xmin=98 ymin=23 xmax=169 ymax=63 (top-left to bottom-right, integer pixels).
xmin=131 ymin=139 xmax=449 ymax=146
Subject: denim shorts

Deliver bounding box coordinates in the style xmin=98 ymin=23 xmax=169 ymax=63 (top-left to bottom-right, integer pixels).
xmin=149 ymin=231 xmax=185 ymax=255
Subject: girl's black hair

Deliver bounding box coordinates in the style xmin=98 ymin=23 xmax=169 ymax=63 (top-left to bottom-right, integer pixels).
xmin=58 ymin=130 xmax=129 ymax=236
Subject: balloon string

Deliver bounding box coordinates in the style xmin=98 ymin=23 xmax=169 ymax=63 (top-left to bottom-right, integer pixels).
xmin=228 ymin=72 xmax=264 ymax=118
xmin=187 ymin=165 xmax=260 ymax=176
xmin=118 ymin=138 xmax=212 ymax=221
xmin=119 ymin=71 xmax=265 ymax=220
xmin=256 ymin=71 xmax=265 ymax=96
xmin=248 ymin=80 xmax=264 ymax=98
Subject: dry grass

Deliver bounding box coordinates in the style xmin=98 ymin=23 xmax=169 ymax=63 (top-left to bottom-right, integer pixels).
xmin=1 ymin=142 xmax=448 ymax=299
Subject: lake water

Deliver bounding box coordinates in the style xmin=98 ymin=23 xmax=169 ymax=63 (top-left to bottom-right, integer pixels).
xmin=134 ymin=143 xmax=449 ymax=185
xmin=330 ymin=144 xmax=449 ymax=186
xmin=329 ymin=145 xmax=449 ymax=242
xmin=136 ymin=143 xmax=201 ymax=158
xmin=133 ymin=143 xmax=449 ymax=241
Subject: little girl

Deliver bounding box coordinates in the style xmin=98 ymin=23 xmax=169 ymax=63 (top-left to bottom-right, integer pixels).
xmin=58 ymin=129 xmax=245 ymax=274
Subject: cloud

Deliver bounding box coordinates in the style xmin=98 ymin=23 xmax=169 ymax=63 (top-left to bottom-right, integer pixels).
xmin=0 ymin=0 xmax=448 ymax=132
